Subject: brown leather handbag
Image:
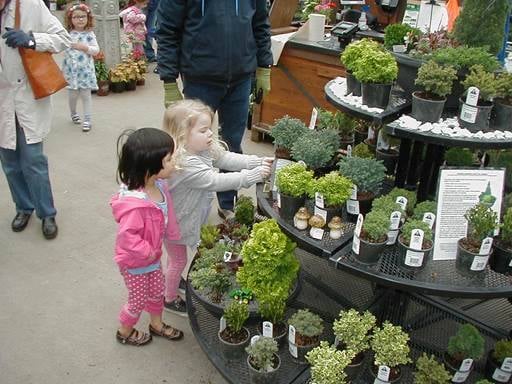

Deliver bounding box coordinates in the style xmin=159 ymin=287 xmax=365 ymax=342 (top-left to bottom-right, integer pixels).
xmin=14 ymin=0 xmax=67 ymax=99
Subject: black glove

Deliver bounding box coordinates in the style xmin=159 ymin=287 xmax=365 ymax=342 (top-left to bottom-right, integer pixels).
xmin=2 ymin=28 xmax=36 ymax=49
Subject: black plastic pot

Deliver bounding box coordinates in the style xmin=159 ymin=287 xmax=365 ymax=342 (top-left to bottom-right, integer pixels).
xmin=354 ymin=235 xmax=387 ymax=264
xmin=411 ymin=92 xmax=446 ymax=123
xmin=125 ymin=80 xmax=137 ymax=91
xmin=346 ymin=71 xmax=361 ymax=96
xmin=247 ymin=353 xmax=281 ymax=384
xmin=354 ymin=129 xmax=368 ymax=146
xmin=446 ymin=71 xmax=467 ymax=112
xmin=458 ymin=99 xmax=494 ymax=132
xmin=493 ymin=99 xmax=512 ymax=131
xmin=443 ymin=353 xmax=474 ymax=383
xmin=391 ymin=51 xmax=423 ymax=99
xmin=376 ymin=148 xmax=399 ymax=176
xmin=323 ymin=204 xmax=345 ymax=223
xmin=288 ymin=338 xmax=320 ymax=364
xmin=362 ymin=82 xmax=393 ymax=109
xmin=397 ymin=236 xmax=432 ymax=271
xmin=218 ymin=327 xmax=250 ymax=361
xmin=279 ymin=194 xmax=305 ymax=221
xmin=485 ymin=349 xmax=512 ymax=383
xmin=490 ymin=241 xmax=512 ymax=275
xmin=455 ymin=238 xmax=492 ymax=277
xmin=339 ymin=135 xmax=355 ymax=150
xmin=345 ymin=352 xmax=365 ymax=379
xmin=110 ymin=81 xmax=125 ymax=93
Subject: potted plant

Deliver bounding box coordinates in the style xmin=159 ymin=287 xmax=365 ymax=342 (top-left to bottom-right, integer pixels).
xmin=397 ymin=219 xmax=433 ymax=270
xmin=188 ymin=265 xmax=231 ymax=304
xmin=333 ymin=309 xmax=376 ymax=377
xmin=270 ymin=116 xmax=309 ymax=159
xmin=199 ymin=224 xmax=220 ymax=249
xmin=444 ymin=323 xmax=485 ymax=382
xmin=109 ymin=65 xmax=127 ymax=93
xmin=330 ymin=111 xmax=356 ymax=149
xmin=353 ymin=48 xmax=398 ymax=109
xmin=494 ymin=72 xmax=512 ymax=131
xmin=338 ymin=156 xmax=387 ymax=220
xmin=354 ymin=119 xmax=371 ymax=146
xmin=94 ymin=59 xmax=110 ymax=96
xmin=413 ymin=200 xmax=437 ymax=224
xmin=489 ymin=150 xmax=512 ymax=192
xmin=388 ymin=188 xmax=417 ymax=217
xmin=485 ymin=339 xmax=512 ymax=383
xmin=456 ymin=203 xmax=498 ymax=277
xmin=353 ymin=209 xmax=389 ymax=264
xmin=371 ymin=194 xmax=405 ymax=245
xmin=287 ymin=309 xmax=324 ymax=363
xmin=459 ymin=65 xmax=497 ymax=132
xmin=370 ymin=321 xmax=411 ymax=383
xmin=414 ymin=353 xmax=452 ymax=384
xmin=340 ymin=38 xmax=382 ymax=96
xmin=306 ymin=341 xmax=354 ymax=384
xmin=275 ymin=163 xmax=314 ymax=220
xmin=218 ymin=300 xmax=250 ymax=360
xmin=291 ymin=129 xmax=340 ymax=174
xmin=246 ymin=336 xmax=280 ymax=384
xmin=384 ymin=23 xmax=420 ymax=53
xmin=257 ymin=286 xmax=288 ymax=345
xmin=352 ymin=142 xmax=374 ymax=159
xmin=412 ymin=60 xmax=457 ymax=123
xmin=234 ymin=195 xmax=255 ymax=227
xmin=307 ymin=171 xmax=353 ymax=222
xmin=444 ymin=147 xmax=475 ymax=167
xmin=490 ymin=207 xmax=512 ymax=275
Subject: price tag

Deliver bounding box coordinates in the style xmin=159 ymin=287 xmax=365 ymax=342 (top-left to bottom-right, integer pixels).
xmin=310 ymin=227 xmax=325 ymax=240
xmin=502 ymin=357 xmax=512 ymax=372
xmin=460 ymin=103 xmax=478 ymax=123
xmin=352 ymin=235 xmax=361 ymax=254
xmin=479 ymin=237 xmax=493 ymax=255
xmin=451 ymin=370 xmax=470 ymax=383
xmin=289 ymin=343 xmax=298 ymax=358
xmin=350 ymin=185 xmax=358 ymax=200
xmin=423 ymin=212 xmax=436 ymax=229
xmin=314 ymin=206 xmax=327 ymax=222
xmin=347 ymin=199 xmax=360 ymax=215
xmin=465 ymin=86 xmax=480 ymax=106
xmin=390 ymin=211 xmax=402 ymax=230
xmin=250 ymin=335 xmax=260 ymax=345
xmin=223 ymin=251 xmax=232 ymax=262
xmin=262 ymin=321 xmax=273 ymax=338
xmin=315 ymin=192 xmax=325 ymax=209
xmin=347 ymin=145 xmax=352 ymax=157
xmin=395 ymin=196 xmax=408 ymax=212
xmin=470 ymin=255 xmax=489 ymax=271
xmin=220 ymin=316 xmax=226 ymax=332
xmin=288 ymin=325 xmax=296 ymax=344
xmin=387 ymin=229 xmax=399 ymax=245
xmin=277 ymin=192 xmax=281 ymax=208
xmin=309 ymin=107 xmax=318 ymax=130
xmin=493 ymin=368 xmax=512 ymax=382
xmin=354 ymin=214 xmax=364 ymax=237
xmin=459 ymin=358 xmax=473 ymax=372
xmin=377 ymin=365 xmax=391 ymax=381
xmin=409 ymin=229 xmax=424 ymax=251
xmin=405 ymin=249 xmax=424 ymax=267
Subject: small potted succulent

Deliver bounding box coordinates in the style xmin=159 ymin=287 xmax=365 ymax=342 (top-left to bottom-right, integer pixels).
xmin=291 ymin=129 xmax=340 ymax=174
xmin=490 ymin=207 xmax=512 ymax=274
xmin=444 ymin=323 xmax=485 ymax=382
xmin=341 ymin=38 xmax=382 ymax=96
xmin=485 ymin=339 xmax=512 ymax=383
xmin=353 ymin=209 xmax=389 ymax=264
xmin=412 ymin=60 xmax=457 ymax=123
xmin=218 ymin=300 xmax=250 ymax=360
xmin=294 ymin=207 xmax=311 ymax=230
xmin=414 ymin=353 xmax=452 ymax=384
xmin=413 ymin=200 xmax=437 ymax=228
xmin=306 ymin=341 xmax=354 ymax=384
xmin=494 ymin=72 xmax=512 ymax=131
xmin=397 ymin=219 xmax=433 ymax=270
xmin=287 ymin=309 xmax=324 ymax=363
xmin=307 ymin=172 xmax=354 ymax=222
xmin=328 ymin=216 xmax=343 ymax=239
xmin=275 ymin=163 xmax=314 ymax=220
xmin=234 ymin=195 xmax=255 ymax=227
xmin=246 ymin=336 xmax=280 ymax=384
xmin=456 ymin=203 xmax=498 ymax=277
xmin=444 ymin=148 xmax=475 ymax=167
xmin=352 ymin=142 xmax=374 ymax=159
xmin=370 ymin=321 xmax=411 ymax=383
xmin=270 ymin=116 xmax=309 ymax=159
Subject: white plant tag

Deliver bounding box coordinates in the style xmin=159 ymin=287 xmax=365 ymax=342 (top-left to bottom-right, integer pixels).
xmin=409 ymin=229 xmax=424 ymax=251
xmin=390 ymin=211 xmax=402 ymax=230
xmin=509 ymin=258 xmax=512 ymax=267
xmin=309 ymin=107 xmax=318 ymax=130
xmin=315 ymin=192 xmax=325 ymax=208
xmin=223 ymin=251 xmax=232 ymax=262
xmin=387 ymin=229 xmax=399 ymax=245
xmin=460 ymin=103 xmax=478 ymax=123
xmin=262 ymin=321 xmax=273 ymax=338
xmin=405 ymin=250 xmax=424 ymax=267
xmin=288 ymin=325 xmax=296 ymax=344
xmin=377 ymin=365 xmax=391 ymax=381
xmin=347 ymin=199 xmax=360 ymax=215
xmin=277 ymin=192 xmax=281 ymax=208
xmin=493 ymin=368 xmax=511 ymax=382
xmin=502 ymin=357 xmax=512 ymax=372
xmin=373 ymin=379 xmax=386 ymax=384
xmin=350 ymin=185 xmax=358 ymax=200
xmin=220 ymin=316 xmax=226 ymax=332
xmin=334 ymin=336 xmax=340 ymax=347
xmin=465 ymin=86 xmax=480 ymax=106
xmin=354 ymin=214 xmax=364 ymax=237
xmin=289 ymin=343 xmax=298 ymax=358
xmin=352 ymin=234 xmax=361 ymax=255
xmin=452 ymin=370 xmax=470 ymax=383
xmin=250 ymin=335 xmax=260 ymax=345
xmin=310 ymin=227 xmax=325 ymax=240
xmin=422 ymin=212 xmax=436 ymax=229
xmin=479 ymin=237 xmax=493 ymax=255
xmin=314 ymin=206 xmax=327 ymax=222
xmin=395 ymin=196 xmax=408 ymax=211
xmin=347 ymin=145 xmax=352 ymax=157
xmin=459 ymin=358 xmax=473 ymax=372
xmin=470 ymin=255 xmax=489 ymax=271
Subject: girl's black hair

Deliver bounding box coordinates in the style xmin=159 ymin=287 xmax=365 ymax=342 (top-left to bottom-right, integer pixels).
xmin=116 ymin=128 xmax=174 ymax=190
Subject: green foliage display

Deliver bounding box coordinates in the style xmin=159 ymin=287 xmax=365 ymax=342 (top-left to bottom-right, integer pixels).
xmin=362 ymin=210 xmax=390 ymax=243
xmin=275 ymin=163 xmax=314 ymax=197
xmin=370 ymin=321 xmax=411 ymax=368
xmin=224 ymin=300 xmax=249 ymax=333
xmin=410 ymin=30 xmax=455 ymax=57
xmin=340 ymin=38 xmax=382 ymax=72
xmin=413 ymin=200 xmax=437 ymax=220
xmin=234 ymin=195 xmax=254 ymax=226
xmin=94 ymin=60 xmax=109 ymax=82
xmin=401 ymin=219 xmax=433 ymax=248
xmin=330 ymin=111 xmax=356 ymax=139
xmin=352 ymin=143 xmax=374 ymax=159
xmin=461 ymin=65 xmax=497 ymax=102
xmin=257 ymin=285 xmax=288 ymax=324
xmin=500 ymin=208 xmax=512 ymax=247
xmin=288 ymin=309 xmax=324 ymax=338
xmin=453 ymin=0 xmax=511 ymax=55
xmin=388 ymin=188 xmax=417 ymax=216
xmin=447 ymin=324 xmax=485 ymax=361
xmin=188 ymin=266 xmax=231 ymax=303
xmin=493 ymin=339 xmax=512 ymax=364
xmin=306 ymin=341 xmax=354 ymax=384
xmin=291 ymin=130 xmax=340 ymax=170
xmin=444 ymin=147 xmax=474 ymax=167
xmin=199 ymin=224 xmax=220 ymax=249
xmin=413 ymin=353 xmax=451 ymax=384
xmin=246 ymin=336 xmax=279 ymax=372
xmin=338 ymin=156 xmax=386 ymax=195
xmin=431 ymin=46 xmax=500 ymax=72
xmin=332 ymin=309 xmax=376 ymax=354
xmin=270 ymin=115 xmax=309 ymax=150
xmin=316 ymin=109 xmax=334 ymax=130
xmin=384 ymin=23 xmax=420 ymax=49
xmin=372 ymin=195 xmax=404 ymax=217
xmin=464 ymin=203 xmax=498 ymax=244
xmin=496 ymin=72 xmax=512 ymax=103
xmin=194 ymin=242 xmax=229 ymax=270
xmin=353 ymin=49 xmax=398 ymax=84
xmin=308 ymin=172 xmax=354 ymax=207
xmin=475 ymin=381 xmax=494 ymax=384
xmin=415 ymin=60 xmax=457 ymax=98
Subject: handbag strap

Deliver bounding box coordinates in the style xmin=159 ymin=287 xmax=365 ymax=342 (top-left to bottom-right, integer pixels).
xmin=14 ymin=0 xmax=20 ymax=29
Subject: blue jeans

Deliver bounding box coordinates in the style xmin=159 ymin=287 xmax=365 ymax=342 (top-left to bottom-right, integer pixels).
xmin=183 ymin=76 xmax=252 ymax=210
xmin=144 ymin=0 xmax=158 ymax=61
xmin=0 ymin=119 xmax=57 ymax=219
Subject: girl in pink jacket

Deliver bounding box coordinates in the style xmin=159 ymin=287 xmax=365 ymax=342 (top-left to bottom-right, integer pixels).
xmin=119 ymin=0 xmax=148 ymax=58
xmin=111 ymin=127 xmax=182 ymax=346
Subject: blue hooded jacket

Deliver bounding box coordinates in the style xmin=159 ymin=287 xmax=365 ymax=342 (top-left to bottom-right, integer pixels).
xmin=155 ymin=0 xmax=273 ymax=85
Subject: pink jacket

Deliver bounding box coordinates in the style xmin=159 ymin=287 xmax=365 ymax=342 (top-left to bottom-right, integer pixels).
xmin=119 ymin=6 xmax=147 ymax=42
xmin=110 ymin=180 xmax=180 ymax=270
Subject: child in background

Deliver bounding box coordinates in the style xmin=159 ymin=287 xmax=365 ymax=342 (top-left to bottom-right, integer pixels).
xmin=62 ymin=4 xmax=99 ymax=132
xmin=111 ymin=128 xmax=183 ymax=346
xmin=162 ymin=99 xmax=273 ymax=315
xmin=119 ymin=0 xmax=148 ymax=59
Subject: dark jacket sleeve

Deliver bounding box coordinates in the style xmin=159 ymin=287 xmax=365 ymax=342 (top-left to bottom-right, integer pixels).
xmin=253 ymin=0 xmax=273 ymax=68
xmin=155 ymin=0 xmax=186 ymax=82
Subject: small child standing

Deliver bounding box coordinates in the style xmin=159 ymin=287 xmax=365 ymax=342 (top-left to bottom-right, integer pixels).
xmin=162 ymin=99 xmax=273 ymax=314
xmin=62 ymin=4 xmax=99 ymax=132
xmin=119 ymin=0 xmax=148 ymax=59
xmin=111 ymin=128 xmax=183 ymax=346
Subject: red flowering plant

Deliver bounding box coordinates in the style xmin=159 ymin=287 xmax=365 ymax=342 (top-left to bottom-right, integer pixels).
xmin=302 ymin=0 xmax=338 ymax=23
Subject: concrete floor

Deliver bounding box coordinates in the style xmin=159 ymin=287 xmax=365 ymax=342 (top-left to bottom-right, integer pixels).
xmin=0 ymin=60 xmax=274 ymax=383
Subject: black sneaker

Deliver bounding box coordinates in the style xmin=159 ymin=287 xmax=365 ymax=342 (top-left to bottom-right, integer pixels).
xmin=178 ymin=278 xmax=187 ymax=295
xmin=164 ymin=298 xmax=188 ymax=316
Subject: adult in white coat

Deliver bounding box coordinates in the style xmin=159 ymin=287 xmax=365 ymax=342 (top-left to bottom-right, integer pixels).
xmin=0 ymin=0 xmax=70 ymax=239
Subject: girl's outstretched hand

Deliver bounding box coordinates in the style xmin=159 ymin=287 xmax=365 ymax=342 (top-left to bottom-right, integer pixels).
xmin=262 ymin=157 xmax=274 ymax=168
xmin=260 ymin=165 xmax=272 ymax=179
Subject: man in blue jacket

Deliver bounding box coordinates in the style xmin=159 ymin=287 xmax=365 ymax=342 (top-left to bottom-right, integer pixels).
xmin=156 ymin=0 xmax=273 ymax=218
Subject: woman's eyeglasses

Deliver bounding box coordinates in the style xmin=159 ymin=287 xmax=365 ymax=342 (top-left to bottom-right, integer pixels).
xmin=72 ymin=15 xmax=87 ymax=19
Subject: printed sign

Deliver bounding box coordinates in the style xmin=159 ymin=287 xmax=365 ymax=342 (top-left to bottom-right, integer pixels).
xmin=262 ymin=321 xmax=273 ymax=338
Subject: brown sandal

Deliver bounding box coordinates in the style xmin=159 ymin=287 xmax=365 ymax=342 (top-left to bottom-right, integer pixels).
xmin=116 ymin=328 xmax=152 ymax=346
xmin=149 ymin=322 xmax=184 ymax=341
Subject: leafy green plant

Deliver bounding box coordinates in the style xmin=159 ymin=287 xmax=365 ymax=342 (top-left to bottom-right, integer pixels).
xmin=372 ymin=195 xmax=404 ymax=218
xmin=410 ymin=30 xmax=455 ymax=57
xmin=291 ymin=130 xmax=340 ymax=170
xmin=361 ymin=210 xmax=390 ymax=243
xmin=447 ymin=323 xmax=485 ymax=362
xmin=431 ymin=46 xmax=500 ymax=73
xmin=413 ymin=200 xmax=437 ymax=220
xmin=330 ymin=111 xmax=356 ymax=140
xmin=500 ymin=208 xmax=512 ymax=248
xmin=257 ymin=285 xmax=287 ymax=325
xmin=308 ymin=172 xmax=353 ymax=207
xmin=338 ymin=156 xmax=386 ymax=195
xmin=246 ymin=336 xmax=279 ymax=372
xmin=493 ymin=339 xmax=512 ymax=364
xmin=333 ymin=309 xmax=376 ymax=354
xmin=229 ymin=288 xmax=253 ymax=304
xmin=388 ymin=188 xmax=417 ymax=216
xmin=496 ymin=72 xmax=512 ymax=104
xmin=95 ymin=60 xmax=109 ymax=82
xmin=234 ymin=195 xmax=254 ymax=226
xmin=353 ymin=49 xmax=398 ymax=85
xmin=188 ymin=266 xmax=231 ymax=303
xmin=461 ymin=65 xmax=497 ymax=102
xmin=275 ymin=163 xmax=314 ymax=197
xmin=270 ymin=115 xmax=310 ymax=150
xmin=352 ymin=143 xmax=374 ymax=159
xmin=341 ymin=38 xmax=382 ymax=72
xmin=444 ymin=147 xmax=475 ymax=167
xmin=194 ymin=242 xmax=229 ymax=270
xmin=316 ymin=109 xmax=335 ymax=130
xmin=400 ymin=219 xmax=433 ymax=249
xmin=384 ymin=23 xmax=421 ymax=50
xmin=464 ymin=203 xmax=498 ymax=249
xmin=370 ymin=321 xmax=411 ymax=368
xmin=288 ymin=309 xmax=324 ymax=339
xmin=475 ymin=380 xmax=494 ymax=384
xmin=415 ymin=60 xmax=457 ymax=99
xmin=224 ymin=300 xmax=249 ymax=333
xmin=231 ymin=224 xmax=250 ymax=242
xmin=199 ymin=224 xmax=220 ymax=249
xmin=306 ymin=341 xmax=354 ymax=384
xmin=489 ymin=150 xmax=512 ymax=190
xmin=413 ymin=353 xmax=451 ymax=384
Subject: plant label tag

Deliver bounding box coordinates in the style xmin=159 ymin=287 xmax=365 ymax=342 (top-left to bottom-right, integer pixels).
xmin=314 ymin=206 xmax=327 ymax=222
xmin=250 ymin=335 xmax=260 ymax=345
xmin=493 ymin=368 xmax=511 ymax=382
xmin=310 ymin=227 xmax=324 ymax=240
xmin=479 ymin=237 xmax=493 ymax=255
xmin=289 ymin=343 xmax=298 ymax=358
xmin=354 ymin=214 xmax=364 ymax=237
xmin=373 ymin=379 xmax=386 ymax=384
xmin=352 ymin=234 xmax=361 ymax=255
xmin=422 ymin=212 xmax=436 ymax=229
xmin=347 ymin=145 xmax=352 ymax=157
xmin=377 ymin=365 xmax=390 ymax=381
xmin=501 ymin=358 xmax=512 ymax=372
xmin=315 ymin=192 xmax=325 ymax=208
xmin=395 ymin=196 xmax=408 ymax=212
xmin=347 ymin=199 xmax=360 ymax=215
xmin=262 ymin=321 xmax=273 ymax=338
xmin=220 ymin=316 xmax=226 ymax=332
xmin=368 ymin=126 xmax=375 ymax=140
xmin=409 ymin=229 xmax=424 ymax=251
xmin=350 ymin=185 xmax=358 ymax=200
xmin=470 ymin=255 xmax=489 ymax=271
xmin=459 ymin=358 xmax=473 ymax=372
xmin=263 ymin=181 xmax=271 ymax=193
xmin=451 ymin=370 xmax=470 ymax=383
xmin=288 ymin=325 xmax=296 ymax=344
xmin=509 ymin=258 xmax=512 ymax=267
xmin=223 ymin=251 xmax=232 ymax=262
xmin=334 ymin=336 xmax=340 ymax=347
xmin=405 ymin=250 xmax=424 ymax=267
xmin=277 ymin=192 xmax=281 ymax=208
xmin=460 ymin=103 xmax=478 ymax=123
xmin=387 ymin=228 xmax=399 ymax=245
xmin=465 ymin=86 xmax=479 ymax=107
xmin=309 ymin=107 xmax=318 ymax=130
xmin=390 ymin=211 xmax=402 ymax=230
